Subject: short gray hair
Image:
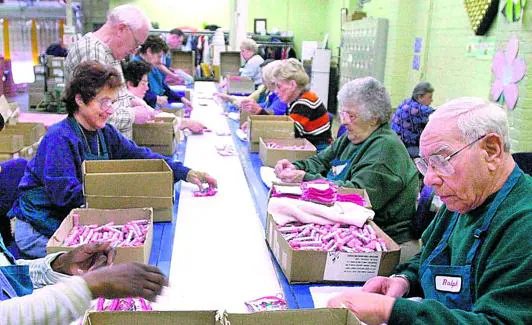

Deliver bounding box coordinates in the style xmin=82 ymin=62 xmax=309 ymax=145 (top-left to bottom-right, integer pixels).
xmin=240 ymin=38 xmax=259 ymax=53
xmin=261 ymin=60 xmax=281 ymax=89
xmin=108 ymin=4 xmax=150 ymax=31
xmin=337 ymin=77 xmax=392 ymax=125
xmin=412 ymin=81 xmax=434 ymax=100
xmin=273 ymin=58 xmax=310 ymax=90
xmin=430 ymin=97 xmax=511 ymax=152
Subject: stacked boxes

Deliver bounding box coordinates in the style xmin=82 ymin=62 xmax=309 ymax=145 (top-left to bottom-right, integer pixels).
xmin=0 ymin=121 xmax=46 ymax=161
xmin=246 ymin=115 xmax=295 ymax=152
xmin=133 ymin=116 xmax=180 ymax=156
xmin=83 ymin=159 xmax=174 ymax=222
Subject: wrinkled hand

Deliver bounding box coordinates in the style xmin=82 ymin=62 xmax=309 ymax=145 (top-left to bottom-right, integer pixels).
xmin=240 ymin=121 xmax=248 ymax=132
xmin=133 ymin=104 xmax=157 ymax=124
xmin=51 ymin=241 xmax=115 ymax=276
xmin=327 ymin=289 xmax=395 ymax=325
xmin=274 ymin=159 xmax=296 ymax=176
xmin=157 ymin=96 xmax=169 ymax=106
xmin=186 ymin=170 xmax=218 ymax=190
xmin=83 ymin=262 xmax=167 ymax=302
xmin=181 ymin=97 xmax=193 ymax=110
xmin=181 ymin=118 xmax=205 ymax=134
xmin=362 ymin=276 xmax=410 ymax=297
xmin=240 ymin=99 xmax=262 ymax=114
xmin=214 ymin=92 xmax=232 ymax=102
xmin=277 ymin=169 xmax=305 ymax=183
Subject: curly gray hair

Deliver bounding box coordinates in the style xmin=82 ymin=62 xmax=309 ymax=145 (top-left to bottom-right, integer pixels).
xmin=337 ymin=77 xmax=392 ymax=125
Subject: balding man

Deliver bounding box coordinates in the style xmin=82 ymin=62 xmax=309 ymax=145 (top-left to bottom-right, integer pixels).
xmin=328 ymin=97 xmax=532 ymax=325
xmin=65 ymin=4 xmax=151 ymax=139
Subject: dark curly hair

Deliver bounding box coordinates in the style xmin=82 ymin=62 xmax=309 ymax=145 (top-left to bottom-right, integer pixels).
xmin=138 ymin=35 xmax=168 ymax=54
xmin=62 ymin=61 xmax=122 ymax=115
xmin=122 ymin=60 xmax=152 ymax=87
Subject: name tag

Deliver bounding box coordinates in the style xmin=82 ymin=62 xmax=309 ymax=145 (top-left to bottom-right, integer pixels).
xmin=435 ymin=275 xmax=462 ymax=293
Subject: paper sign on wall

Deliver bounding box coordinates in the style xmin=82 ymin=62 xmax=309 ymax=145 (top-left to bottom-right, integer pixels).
xmin=324 ymin=251 xmax=381 ymax=282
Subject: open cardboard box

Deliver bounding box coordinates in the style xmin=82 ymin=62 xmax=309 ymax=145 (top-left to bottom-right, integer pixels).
xmin=133 ymin=116 xmax=180 ymax=156
xmin=1 ymin=122 xmax=46 ymax=146
xmin=83 ymin=159 xmax=174 ymax=222
xmin=0 ymin=134 xmax=24 ymax=154
xmin=169 ymin=50 xmax=196 ymax=77
xmin=259 ymin=137 xmax=317 ymax=167
xmin=83 ymin=308 xmax=362 ymax=325
xmin=247 ymin=115 xmax=295 ymax=153
xmin=266 ymin=186 xmax=399 ymax=283
xmin=47 ymin=208 xmax=153 ymax=264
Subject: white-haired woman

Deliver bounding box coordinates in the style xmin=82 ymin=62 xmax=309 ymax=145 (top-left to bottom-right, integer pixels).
xmin=275 ymin=77 xmax=419 ymax=253
xmin=239 ymin=38 xmax=264 ymax=86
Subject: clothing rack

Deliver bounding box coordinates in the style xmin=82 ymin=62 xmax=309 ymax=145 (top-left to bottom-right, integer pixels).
xmin=150 ymin=29 xmax=230 ymax=36
xmin=256 ymin=42 xmax=294 ymax=47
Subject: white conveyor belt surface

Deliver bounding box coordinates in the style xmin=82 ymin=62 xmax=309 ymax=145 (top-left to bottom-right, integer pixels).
xmin=160 ymin=82 xmax=281 ymax=312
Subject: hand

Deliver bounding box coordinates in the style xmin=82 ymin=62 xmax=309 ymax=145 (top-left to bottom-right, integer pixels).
xmin=180 ymin=119 xmax=206 ymax=134
xmin=274 ymin=159 xmax=296 ymax=176
xmin=214 ymin=92 xmax=232 ymax=102
xmin=362 ymin=276 xmax=410 ymax=297
xmin=51 ymin=241 xmax=115 ymax=276
xmin=133 ymin=105 xmax=156 ymax=124
xmin=240 ymin=121 xmax=248 ymax=132
xmin=277 ymin=169 xmax=305 ymax=183
xmin=327 ymin=289 xmax=395 ymax=325
xmin=186 ymin=170 xmax=218 ymax=190
xmin=181 ymin=97 xmax=192 ymax=109
xmin=240 ymin=99 xmax=262 ymax=114
xmin=82 ymin=262 xmax=167 ymax=302
xmin=130 ymin=97 xmax=145 ymax=108
xmin=157 ymin=96 xmax=169 ymax=106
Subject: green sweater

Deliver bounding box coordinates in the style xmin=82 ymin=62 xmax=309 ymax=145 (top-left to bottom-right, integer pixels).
xmin=293 ymin=123 xmax=418 ymax=243
xmin=391 ymin=170 xmax=532 ymax=324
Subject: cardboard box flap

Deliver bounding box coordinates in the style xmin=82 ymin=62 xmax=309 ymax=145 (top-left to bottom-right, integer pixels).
xmin=259 ymin=137 xmax=317 ymax=168
xmin=0 ymin=134 xmax=24 ymax=153
xmin=83 ymin=309 xmax=361 ymax=325
xmin=248 ymin=115 xmax=295 ymax=143
xmin=83 ymin=159 xmax=170 ymax=174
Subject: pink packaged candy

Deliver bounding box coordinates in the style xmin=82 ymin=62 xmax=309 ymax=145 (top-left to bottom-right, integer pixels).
xmin=278 ymin=222 xmax=387 ymax=253
xmin=245 ymin=295 xmax=288 ymax=312
xmin=63 ymin=216 xmax=149 ymax=248
xmin=300 ymin=179 xmax=338 ymax=206
xmin=95 ymin=297 xmax=152 ymax=311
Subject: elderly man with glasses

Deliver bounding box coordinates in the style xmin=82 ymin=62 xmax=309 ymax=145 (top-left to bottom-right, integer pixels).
xmin=65 ymin=4 xmax=151 ymax=139
xmin=328 ymin=97 xmax=532 ymax=325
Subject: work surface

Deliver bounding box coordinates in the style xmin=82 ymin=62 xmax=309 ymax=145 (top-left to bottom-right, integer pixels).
xmin=150 ymin=82 xmax=358 ymax=312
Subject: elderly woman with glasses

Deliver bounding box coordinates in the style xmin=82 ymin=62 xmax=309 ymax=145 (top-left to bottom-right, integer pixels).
xmin=328 ymin=97 xmax=532 ymax=325
xmin=8 ymin=61 xmax=217 ymax=259
xmin=275 ymin=77 xmax=419 ymax=249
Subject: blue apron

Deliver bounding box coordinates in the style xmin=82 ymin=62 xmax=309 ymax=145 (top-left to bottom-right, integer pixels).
xmin=0 ymin=234 xmax=32 ymax=301
xmin=418 ymin=166 xmax=523 ymax=311
xmin=13 ymin=118 xmax=109 ymax=238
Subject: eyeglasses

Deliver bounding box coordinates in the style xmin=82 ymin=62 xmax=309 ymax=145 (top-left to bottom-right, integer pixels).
xmin=127 ymin=25 xmax=142 ymax=51
xmin=338 ymin=110 xmax=357 ymax=124
xmin=415 ymin=135 xmax=486 ymax=176
xmin=98 ymin=97 xmax=116 ymax=114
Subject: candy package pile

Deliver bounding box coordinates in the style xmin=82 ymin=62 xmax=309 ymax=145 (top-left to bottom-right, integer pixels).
xmin=278 ymin=222 xmax=387 ymax=253
xmin=95 ymin=297 xmax=152 ymax=311
xmin=63 ymin=215 xmax=149 ymax=248
xmin=265 ymin=142 xmax=313 ymax=150
xmin=244 ymin=295 xmax=288 ymax=313
xmin=300 ymin=179 xmax=338 ymax=206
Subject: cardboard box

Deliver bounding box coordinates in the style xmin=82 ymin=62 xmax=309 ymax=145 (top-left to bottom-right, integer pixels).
xmin=266 ymin=186 xmax=398 ymax=284
xmin=47 ymin=208 xmax=153 ymax=264
xmin=0 ymin=152 xmax=21 ymax=162
xmin=19 ymin=145 xmax=35 ymax=160
xmin=169 ymin=50 xmax=195 ymax=76
xmin=247 ymin=115 xmax=295 ymax=152
xmin=133 ymin=116 xmax=179 ymax=156
xmin=240 ymin=109 xmax=249 ymax=126
xmin=83 ymin=159 xmax=174 ymax=222
xmin=220 ymin=51 xmax=242 ymax=77
xmin=259 ymin=137 xmax=317 ymax=167
xmin=83 ymin=308 xmax=361 ymax=325
xmin=1 ymin=122 xmax=46 ymax=146
xmin=0 ymin=134 xmax=24 ymax=154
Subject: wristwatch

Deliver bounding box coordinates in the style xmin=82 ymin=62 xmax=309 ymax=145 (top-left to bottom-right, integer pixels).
xmin=389 ymin=274 xmax=411 ymax=296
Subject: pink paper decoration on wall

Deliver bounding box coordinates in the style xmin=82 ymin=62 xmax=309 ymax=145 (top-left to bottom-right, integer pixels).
xmin=491 ymin=36 xmax=527 ymax=110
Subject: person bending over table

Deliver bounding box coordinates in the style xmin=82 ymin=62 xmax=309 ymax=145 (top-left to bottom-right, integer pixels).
xmin=271 ymin=58 xmax=332 ymax=151
xmin=8 ymin=61 xmax=217 ymax=259
xmin=274 ymin=77 xmax=419 ymax=256
xmin=131 ymin=35 xmax=192 ymax=109
xmin=122 ymin=60 xmax=205 ymax=134
xmin=327 ymin=97 xmax=532 ymax=325
xmin=0 ymin=235 xmax=166 ymax=325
